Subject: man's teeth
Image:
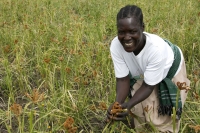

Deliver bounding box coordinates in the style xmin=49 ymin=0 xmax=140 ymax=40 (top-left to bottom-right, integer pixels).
xmin=125 ymin=43 xmax=132 ymax=46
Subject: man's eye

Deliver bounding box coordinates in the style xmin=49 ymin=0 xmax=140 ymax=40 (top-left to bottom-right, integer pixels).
xmin=118 ymin=31 xmax=124 ymax=34
xmin=130 ymin=30 xmax=136 ymax=34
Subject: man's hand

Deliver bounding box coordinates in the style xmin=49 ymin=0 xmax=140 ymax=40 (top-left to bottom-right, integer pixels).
xmin=106 ymin=102 xmax=131 ymax=121
xmin=114 ymin=102 xmax=130 ymax=120
xmin=106 ymin=103 xmax=115 ymax=122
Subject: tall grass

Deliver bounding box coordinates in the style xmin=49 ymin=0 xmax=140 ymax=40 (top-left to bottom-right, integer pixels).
xmin=0 ymin=0 xmax=199 ymax=132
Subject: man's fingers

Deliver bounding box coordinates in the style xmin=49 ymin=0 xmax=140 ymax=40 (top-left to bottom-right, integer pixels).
xmin=112 ymin=116 xmax=127 ymax=121
xmin=106 ymin=102 xmax=130 ymax=122
xmin=123 ymin=108 xmax=128 ymax=112
xmin=107 ymin=109 xmax=112 ymax=114
xmin=116 ymin=111 xmax=128 ymax=117
xmin=107 ymin=113 xmax=114 ymax=120
xmin=107 ymin=112 xmax=128 ymax=122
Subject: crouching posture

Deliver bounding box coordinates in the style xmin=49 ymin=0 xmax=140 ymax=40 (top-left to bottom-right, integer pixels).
xmin=107 ymin=5 xmax=190 ymax=133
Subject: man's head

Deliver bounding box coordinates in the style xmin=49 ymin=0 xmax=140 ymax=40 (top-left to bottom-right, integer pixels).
xmin=116 ymin=5 xmax=145 ymax=54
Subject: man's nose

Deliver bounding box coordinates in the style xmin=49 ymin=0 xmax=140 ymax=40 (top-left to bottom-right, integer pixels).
xmin=124 ymin=33 xmax=131 ymax=40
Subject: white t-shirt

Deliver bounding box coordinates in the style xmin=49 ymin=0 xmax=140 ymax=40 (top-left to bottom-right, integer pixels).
xmin=110 ymin=32 xmax=183 ymax=86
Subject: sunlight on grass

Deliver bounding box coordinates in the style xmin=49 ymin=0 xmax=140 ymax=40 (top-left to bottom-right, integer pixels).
xmin=0 ymin=0 xmax=199 ymax=132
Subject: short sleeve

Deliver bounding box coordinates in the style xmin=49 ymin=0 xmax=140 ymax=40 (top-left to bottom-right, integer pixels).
xmin=110 ymin=39 xmax=129 ymax=78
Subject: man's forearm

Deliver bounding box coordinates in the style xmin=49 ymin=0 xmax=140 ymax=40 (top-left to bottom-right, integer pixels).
xmin=115 ymin=75 xmax=130 ymax=104
xmin=127 ymin=81 xmax=155 ymax=108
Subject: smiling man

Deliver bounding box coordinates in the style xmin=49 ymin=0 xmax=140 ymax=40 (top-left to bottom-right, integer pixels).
xmin=107 ymin=5 xmax=190 ymax=133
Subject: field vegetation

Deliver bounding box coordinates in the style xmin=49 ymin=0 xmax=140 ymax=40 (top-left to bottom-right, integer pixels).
xmin=0 ymin=0 xmax=200 ymax=132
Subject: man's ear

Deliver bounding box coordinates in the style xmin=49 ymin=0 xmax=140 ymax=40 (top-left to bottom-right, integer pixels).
xmin=142 ymin=22 xmax=145 ymax=31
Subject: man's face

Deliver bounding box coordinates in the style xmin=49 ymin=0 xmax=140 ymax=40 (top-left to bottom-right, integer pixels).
xmin=117 ymin=17 xmax=144 ymax=53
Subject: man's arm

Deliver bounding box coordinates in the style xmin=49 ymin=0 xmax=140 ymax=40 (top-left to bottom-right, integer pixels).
xmin=116 ymin=75 xmax=155 ymax=108
xmin=107 ymin=75 xmax=156 ymax=120
xmin=107 ymin=75 xmax=130 ymax=120
xmin=113 ymin=81 xmax=156 ymax=120
xmin=126 ymin=81 xmax=155 ymax=108
xmin=115 ymin=75 xmax=130 ymax=104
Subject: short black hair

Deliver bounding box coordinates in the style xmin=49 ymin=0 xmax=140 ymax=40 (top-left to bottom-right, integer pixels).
xmin=117 ymin=5 xmax=144 ymax=26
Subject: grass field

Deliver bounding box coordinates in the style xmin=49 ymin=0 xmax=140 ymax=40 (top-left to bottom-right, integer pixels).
xmin=0 ymin=0 xmax=200 ymax=132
